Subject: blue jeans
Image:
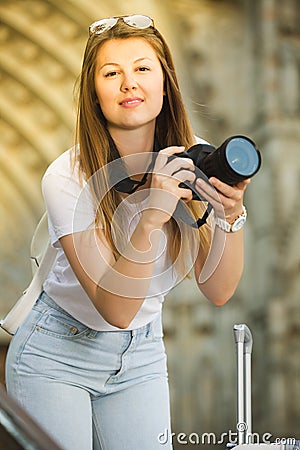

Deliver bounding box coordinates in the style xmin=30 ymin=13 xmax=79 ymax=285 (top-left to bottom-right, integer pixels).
xmin=6 ymin=291 xmax=172 ymax=450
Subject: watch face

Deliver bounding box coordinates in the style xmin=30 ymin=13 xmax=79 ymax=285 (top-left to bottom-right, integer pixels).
xmin=232 ymin=217 xmax=246 ymax=232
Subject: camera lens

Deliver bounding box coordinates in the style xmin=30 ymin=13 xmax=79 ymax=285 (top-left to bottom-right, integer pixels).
xmin=199 ymin=135 xmax=261 ymax=185
xmin=225 ymin=137 xmax=260 ymax=177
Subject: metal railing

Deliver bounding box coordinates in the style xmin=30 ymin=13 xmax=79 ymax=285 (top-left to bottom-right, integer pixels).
xmin=0 ymin=384 xmax=62 ymax=450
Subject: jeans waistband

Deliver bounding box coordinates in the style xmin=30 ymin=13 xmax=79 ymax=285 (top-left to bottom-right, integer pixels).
xmin=38 ymin=291 xmax=162 ymax=338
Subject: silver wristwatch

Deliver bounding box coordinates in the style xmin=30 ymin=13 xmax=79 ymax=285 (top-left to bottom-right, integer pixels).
xmin=214 ymin=205 xmax=247 ymax=233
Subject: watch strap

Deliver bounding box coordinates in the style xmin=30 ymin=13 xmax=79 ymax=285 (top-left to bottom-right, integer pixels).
xmin=214 ymin=205 xmax=247 ymax=233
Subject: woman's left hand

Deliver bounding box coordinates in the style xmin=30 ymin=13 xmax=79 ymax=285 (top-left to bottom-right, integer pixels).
xmin=195 ymin=176 xmax=251 ymax=221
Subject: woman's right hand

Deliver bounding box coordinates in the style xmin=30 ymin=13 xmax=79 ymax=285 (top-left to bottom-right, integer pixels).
xmin=142 ymin=146 xmax=196 ymax=228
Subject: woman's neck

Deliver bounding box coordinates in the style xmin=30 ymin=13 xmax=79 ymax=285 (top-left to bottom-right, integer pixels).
xmin=108 ymin=124 xmax=156 ymax=157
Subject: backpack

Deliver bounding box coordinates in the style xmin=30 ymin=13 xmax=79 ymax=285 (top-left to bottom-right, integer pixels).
xmin=0 ymin=213 xmax=58 ymax=335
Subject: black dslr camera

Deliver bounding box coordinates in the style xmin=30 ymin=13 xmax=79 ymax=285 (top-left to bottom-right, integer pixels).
xmin=109 ymin=134 xmax=261 ymax=228
xmin=111 ymin=135 xmax=261 ymax=200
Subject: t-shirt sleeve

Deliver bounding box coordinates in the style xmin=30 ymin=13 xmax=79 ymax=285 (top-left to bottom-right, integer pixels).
xmin=195 ymin=135 xmax=210 ymax=145
xmin=42 ymin=171 xmax=96 ymax=246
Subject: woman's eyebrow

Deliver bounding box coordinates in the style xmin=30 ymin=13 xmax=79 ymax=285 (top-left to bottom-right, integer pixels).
xmin=134 ymin=57 xmax=154 ymax=63
xmin=99 ymin=62 xmax=120 ymax=70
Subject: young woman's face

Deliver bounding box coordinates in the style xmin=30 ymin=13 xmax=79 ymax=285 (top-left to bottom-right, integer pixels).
xmin=94 ymin=38 xmax=164 ymax=134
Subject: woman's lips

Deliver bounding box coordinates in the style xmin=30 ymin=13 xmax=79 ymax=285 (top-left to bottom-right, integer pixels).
xmin=120 ymin=98 xmax=143 ymax=107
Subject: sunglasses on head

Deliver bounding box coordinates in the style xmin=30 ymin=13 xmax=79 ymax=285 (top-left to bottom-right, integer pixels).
xmin=89 ymin=15 xmax=154 ymax=36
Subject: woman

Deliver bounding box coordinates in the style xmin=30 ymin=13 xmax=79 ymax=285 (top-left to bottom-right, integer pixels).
xmin=6 ymin=15 xmax=249 ymax=450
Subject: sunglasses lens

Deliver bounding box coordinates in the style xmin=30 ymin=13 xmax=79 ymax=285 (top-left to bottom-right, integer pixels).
xmin=89 ymin=18 xmax=117 ymax=35
xmin=89 ymin=15 xmax=153 ymax=35
xmin=124 ymin=15 xmax=153 ymax=29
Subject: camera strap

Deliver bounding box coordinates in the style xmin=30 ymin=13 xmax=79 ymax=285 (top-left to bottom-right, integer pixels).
xmin=107 ymin=135 xmax=213 ymax=229
xmin=172 ymin=195 xmax=213 ymax=229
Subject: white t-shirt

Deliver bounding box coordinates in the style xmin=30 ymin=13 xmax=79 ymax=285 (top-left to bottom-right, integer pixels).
xmin=42 ymin=148 xmax=178 ymax=330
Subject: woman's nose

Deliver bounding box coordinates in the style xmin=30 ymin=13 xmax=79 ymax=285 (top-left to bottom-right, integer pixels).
xmin=120 ymin=73 xmax=138 ymax=92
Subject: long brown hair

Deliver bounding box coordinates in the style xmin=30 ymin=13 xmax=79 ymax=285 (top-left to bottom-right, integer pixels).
xmin=75 ymin=18 xmax=211 ymax=275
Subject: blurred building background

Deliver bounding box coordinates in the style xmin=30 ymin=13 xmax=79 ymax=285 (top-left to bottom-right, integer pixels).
xmin=0 ymin=0 xmax=299 ymax=448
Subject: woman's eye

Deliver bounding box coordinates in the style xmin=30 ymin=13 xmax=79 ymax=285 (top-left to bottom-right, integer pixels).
xmin=137 ymin=66 xmax=150 ymax=72
xmin=105 ymin=71 xmax=118 ymax=77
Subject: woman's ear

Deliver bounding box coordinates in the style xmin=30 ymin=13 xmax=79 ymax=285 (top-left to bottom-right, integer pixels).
xmin=163 ymin=78 xmax=168 ymax=96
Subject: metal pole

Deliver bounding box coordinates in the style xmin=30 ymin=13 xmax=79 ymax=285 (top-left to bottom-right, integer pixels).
xmin=243 ymin=326 xmax=253 ymax=443
xmin=233 ymin=324 xmax=253 ymax=445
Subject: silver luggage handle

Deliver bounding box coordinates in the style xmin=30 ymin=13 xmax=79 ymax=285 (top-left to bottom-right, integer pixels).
xmin=234 ymin=324 xmax=253 ymax=445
